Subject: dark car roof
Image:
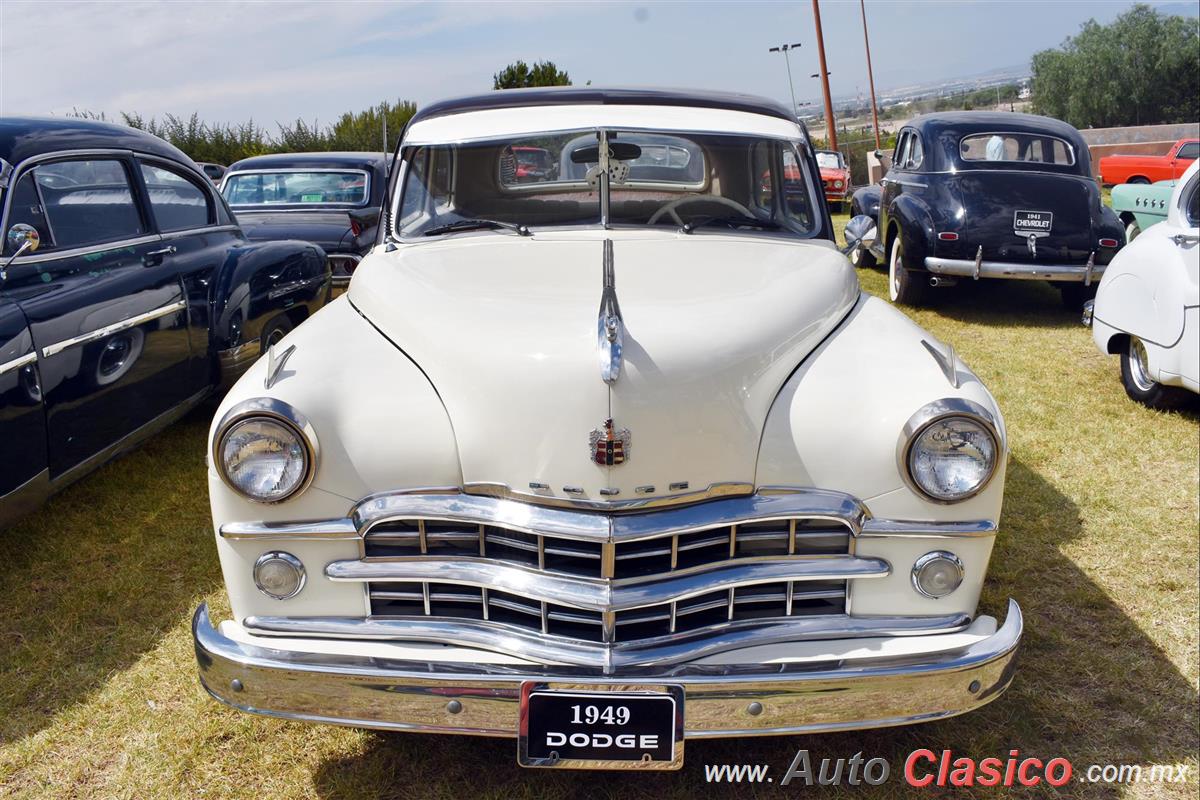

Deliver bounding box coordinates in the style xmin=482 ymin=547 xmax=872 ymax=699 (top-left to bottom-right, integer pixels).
xmin=907 ymin=111 xmax=1085 ymax=143
xmin=228 ymin=151 xmax=387 ymax=172
xmin=409 ymin=86 xmax=797 ymax=125
xmin=0 ymin=116 xmax=194 ymax=170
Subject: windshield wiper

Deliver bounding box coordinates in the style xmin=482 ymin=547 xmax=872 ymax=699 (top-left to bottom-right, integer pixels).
xmin=680 ymin=215 xmax=781 ymax=234
xmin=423 ymin=218 xmax=530 ymax=237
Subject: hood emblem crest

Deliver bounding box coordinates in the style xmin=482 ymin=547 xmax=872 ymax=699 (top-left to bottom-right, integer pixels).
xmin=597 ymin=239 xmax=624 ymax=384
xmin=590 ymin=418 xmax=631 ymax=466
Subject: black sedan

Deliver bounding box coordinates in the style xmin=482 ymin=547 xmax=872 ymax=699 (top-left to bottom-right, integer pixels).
xmin=0 ymin=117 xmax=329 ymax=527
xmin=220 ymin=152 xmax=387 ymax=295
xmin=847 ymin=112 xmax=1124 ymax=309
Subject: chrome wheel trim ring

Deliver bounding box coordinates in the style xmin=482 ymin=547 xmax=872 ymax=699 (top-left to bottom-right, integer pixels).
xmin=266 ymin=327 xmax=287 ymax=348
xmin=1128 ymin=337 xmax=1155 ymax=392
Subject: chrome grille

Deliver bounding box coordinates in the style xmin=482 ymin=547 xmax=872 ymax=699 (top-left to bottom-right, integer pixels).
xmin=362 ymin=517 xmax=851 ymax=643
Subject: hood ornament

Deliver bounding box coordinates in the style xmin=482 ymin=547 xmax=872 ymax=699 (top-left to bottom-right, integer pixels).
xmin=597 ymin=239 xmax=623 ymax=384
xmin=590 ymin=418 xmax=631 ymax=466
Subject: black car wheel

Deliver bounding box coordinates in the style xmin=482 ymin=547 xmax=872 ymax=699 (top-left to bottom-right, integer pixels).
xmin=1125 ymin=219 xmax=1140 ymax=242
xmin=1127 ymin=176 xmax=1150 ymax=185
xmin=1059 ymin=283 xmax=1097 ymax=311
xmin=1120 ymin=336 xmax=1186 ymax=409
xmin=260 ymin=314 xmax=294 ymax=352
xmin=888 ymin=233 xmax=927 ymax=306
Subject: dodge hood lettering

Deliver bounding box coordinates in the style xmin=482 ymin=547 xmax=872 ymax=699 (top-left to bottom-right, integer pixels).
xmin=348 ymin=234 xmax=858 ymax=501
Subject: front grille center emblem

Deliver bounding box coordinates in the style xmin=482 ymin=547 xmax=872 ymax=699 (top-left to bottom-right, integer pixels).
xmin=590 ymin=418 xmax=631 ymax=466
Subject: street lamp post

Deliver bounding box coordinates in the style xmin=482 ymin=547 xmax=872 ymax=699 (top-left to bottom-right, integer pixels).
xmin=768 ymin=42 xmax=804 ymax=118
xmin=859 ymin=0 xmax=882 ymax=149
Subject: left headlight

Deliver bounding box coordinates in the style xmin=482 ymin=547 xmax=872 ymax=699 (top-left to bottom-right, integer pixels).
xmin=900 ymin=401 xmax=1000 ymax=502
xmin=834 ymin=180 xmax=844 ymax=188
xmin=214 ymin=399 xmax=318 ymax=503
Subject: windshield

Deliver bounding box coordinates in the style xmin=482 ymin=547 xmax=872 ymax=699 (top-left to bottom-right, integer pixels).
xmin=395 ymin=129 xmax=822 ymax=238
xmin=815 ymin=151 xmax=844 ymax=170
xmin=223 ymin=170 xmax=369 ymax=207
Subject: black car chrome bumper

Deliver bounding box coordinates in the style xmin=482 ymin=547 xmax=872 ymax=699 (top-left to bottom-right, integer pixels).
xmin=926 ymin=256 xmax=1104 ymax=283
xmin=192 ymin=599 xmax=1022 ymax=738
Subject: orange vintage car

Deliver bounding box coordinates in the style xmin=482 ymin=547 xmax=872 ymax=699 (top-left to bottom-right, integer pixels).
xmin=1098 ymin=138 xmax=1198 ymax=186
xmin=815 ymin=149 xmax=851 ymax=210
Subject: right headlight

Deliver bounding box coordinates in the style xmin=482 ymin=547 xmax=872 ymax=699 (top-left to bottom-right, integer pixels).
xmin=901 ymin=400 xmax=1000 ymax=502
xmin=214 ymin=399 xmax=318 ymax=503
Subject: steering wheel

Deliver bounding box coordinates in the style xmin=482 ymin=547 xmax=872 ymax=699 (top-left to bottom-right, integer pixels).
xmin=648 ymin=195 xmax=756 ymax=226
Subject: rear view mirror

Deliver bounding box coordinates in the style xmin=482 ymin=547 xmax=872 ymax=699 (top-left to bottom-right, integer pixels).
xmin=569 ymin=142 xmax=642 ymax=164
xmin=842 ymin=214 xmax=877 ymax=255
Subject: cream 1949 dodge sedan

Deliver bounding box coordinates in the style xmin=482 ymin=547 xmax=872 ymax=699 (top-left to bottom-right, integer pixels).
xmin=193 ymin=88 xmax=1022 ymax=770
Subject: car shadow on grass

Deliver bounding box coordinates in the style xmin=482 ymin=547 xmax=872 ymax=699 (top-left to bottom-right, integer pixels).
xmin=0 ymin=407 xmax=219 ymax=745
xmin=859 ymin=264 xmax=1087 ymax=329
xmin=309 ymin=457 xmax=1198 ymax=799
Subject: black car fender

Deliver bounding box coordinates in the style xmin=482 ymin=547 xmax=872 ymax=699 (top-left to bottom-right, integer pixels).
xmin=850 ymin=185 xmax=881 ymax=221
xmin=210 ymin=240 xmax=329 ymax=353
xmin=885 ymin=194 xmax=936 ymax=269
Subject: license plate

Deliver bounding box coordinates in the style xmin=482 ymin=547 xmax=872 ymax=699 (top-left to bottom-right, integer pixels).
xmin=1014 ymin=209 xmax=1053 ymax=237
xmin=518 ymin=683 xmax=684 ymax=770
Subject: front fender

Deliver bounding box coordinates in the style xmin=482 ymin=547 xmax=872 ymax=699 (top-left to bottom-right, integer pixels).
xmin=851 ymin=185 xmax=881 ymax=220
xmin=757 ymin=293 xmax=1006 ymax=524
xmin=211 ymin=240 xmax=329 ymax=351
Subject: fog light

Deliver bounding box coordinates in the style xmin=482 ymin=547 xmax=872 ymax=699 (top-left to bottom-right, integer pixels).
xmin=912 ymin=551 xmax=963 ymax=598
xmin=254 ymin=551 xmax=305 ymax=599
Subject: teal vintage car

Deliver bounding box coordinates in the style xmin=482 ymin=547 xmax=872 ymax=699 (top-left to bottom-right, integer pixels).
xmin=1111 ymin=178 xmax=1178 ymax=241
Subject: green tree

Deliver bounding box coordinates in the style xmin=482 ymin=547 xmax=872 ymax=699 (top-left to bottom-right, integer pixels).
xmin=1031 ymin=4 xmax=1199 ymax=128
xmin=328 ymin=99 xmax=417 ymax=152
xmin=492 ymin=60 xmax=571 ymax=90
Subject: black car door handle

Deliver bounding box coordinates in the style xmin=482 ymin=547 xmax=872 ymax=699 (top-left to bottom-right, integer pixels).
xmin=143 ymin=246 xmax=177 ymax=266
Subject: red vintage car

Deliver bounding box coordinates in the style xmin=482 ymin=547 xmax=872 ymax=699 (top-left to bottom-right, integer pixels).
xmin=815 ymin=149 xmax=851 ymax=210
xmin=1098 ymin=138 xmax=1198 ymax=186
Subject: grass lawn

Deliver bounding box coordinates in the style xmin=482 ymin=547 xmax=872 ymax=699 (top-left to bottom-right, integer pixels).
xmin=1 ymin=213 xmax=1197 ymax=799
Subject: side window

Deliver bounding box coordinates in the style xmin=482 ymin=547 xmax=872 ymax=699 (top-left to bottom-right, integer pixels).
xmin=893 ymin=133 xmax=912 ymax=171
xmin=4 ymin=171 xmax=54 ymax=254
xmin=140 ymin=162 xmax=212 ymax=231
xmin=908 ymin=135 xmax=924 ymax=170
xmin=32 ymin=159 xmax=145 ymax=250
xmin=1177 ymin=142 xmax=1199 ymax=161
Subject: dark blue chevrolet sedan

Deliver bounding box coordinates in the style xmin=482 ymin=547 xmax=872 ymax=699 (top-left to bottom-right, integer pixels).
xmin=0 ymin=117 xmax=329 ymax=527
xmin=220 ymin=152 xmax=387 ymax=295
xmin=847 ymin=112 xmax=1125 ymax=309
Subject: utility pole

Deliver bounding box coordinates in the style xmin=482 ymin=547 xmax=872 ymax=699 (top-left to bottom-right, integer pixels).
xmin=768 ymin=42 xmax=804 ymax=118
xmin=859 ymin=0 xmax=881 ymax=149
xmin=811 ymin=0 xmax=837 ymax=150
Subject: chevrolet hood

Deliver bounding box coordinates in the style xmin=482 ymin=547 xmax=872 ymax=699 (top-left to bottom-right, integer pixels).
xmin=349 ymin=233 xmax=858 ymax=502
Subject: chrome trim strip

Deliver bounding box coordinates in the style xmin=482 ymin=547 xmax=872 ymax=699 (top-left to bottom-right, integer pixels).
xmin=597 ymin=238 xmax=623 ymax=384
xmin=196 ymin=600 xmax=1021 ymax=734
xmin=354 ymin=488 xmax=863 ymax=542
xmin=860 ymin=518 xmax=996 ymax=538
xmin=926 ymin=256 xmax=1108 ymax=282
xmin=243 ymin=608 xmax=968 ymax=670
xmin=920 ymin=339 xmax=959 ymax=389
xmin=325 ymin=555 xmax=889 ymax=613
xmin=220 ymin=518 xmax=359 ymax=540
xmin=462 ymin=480 xmax=754 ymax=511
xmin=40 ymin=299 xmax=187 ymax=358
xmin=0 ymin=350 xmax=36 ymax=378
xmin=11 ymin=234 xmax=163 ymax=266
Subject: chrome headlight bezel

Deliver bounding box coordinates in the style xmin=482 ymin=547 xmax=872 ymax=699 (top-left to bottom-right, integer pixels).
xmin=898 ymin=398 xmax=1002 ymax=504
xmin=213 ymin=398 xmax=319 ymax=503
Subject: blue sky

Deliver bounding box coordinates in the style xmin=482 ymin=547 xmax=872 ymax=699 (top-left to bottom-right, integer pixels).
xmin=0 ymin=1 xmax=1188 ymax=127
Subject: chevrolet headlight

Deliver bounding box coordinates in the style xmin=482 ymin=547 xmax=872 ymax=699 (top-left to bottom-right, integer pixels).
xmin=214 ymin=399 xmax=317 ymax=502
xmin=901 ymin=402 xmax=1000 ymax=502
xmin=834 ymin=180 xmax=844 ymax=188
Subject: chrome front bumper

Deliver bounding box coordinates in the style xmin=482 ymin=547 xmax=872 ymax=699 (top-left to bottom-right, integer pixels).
xmin=926 ymin=255 xmax=1103 ymax=283
xmin=193 ymin=598 xmax=1022 ymax=738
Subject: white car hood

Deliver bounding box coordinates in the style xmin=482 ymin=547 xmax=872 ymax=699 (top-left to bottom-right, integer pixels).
xmin=348 ymin=232 xmax=858 ymax=502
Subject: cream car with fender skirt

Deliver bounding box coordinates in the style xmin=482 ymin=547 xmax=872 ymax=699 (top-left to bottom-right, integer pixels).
xmin=193 ymin=88 xmax=1022 ymax=771
xmin=1085 ymin=159 xmax=1199 ymax=408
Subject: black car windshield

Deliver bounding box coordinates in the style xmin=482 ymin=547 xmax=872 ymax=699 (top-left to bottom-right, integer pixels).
xmin=223 ymin=170 xmax=369 ymax=207
xmin=395 ymin=129 xmax=822 ymax=238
